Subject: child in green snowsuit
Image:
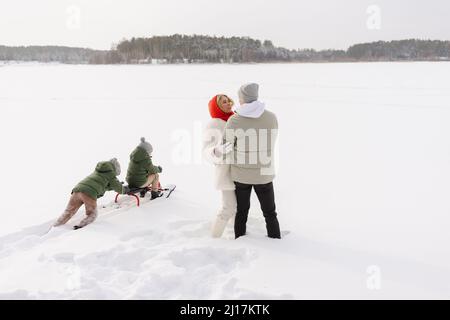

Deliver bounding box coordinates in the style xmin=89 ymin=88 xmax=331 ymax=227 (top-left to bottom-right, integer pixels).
xmin=126 ymin=137 xmax=163 ymax=200
xmin=54 ymin=158 xmax=129 ymax=229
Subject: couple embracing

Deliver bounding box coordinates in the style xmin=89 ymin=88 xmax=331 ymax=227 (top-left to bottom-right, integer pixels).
xmin=203 ymin=83 xmax=281 ymax=240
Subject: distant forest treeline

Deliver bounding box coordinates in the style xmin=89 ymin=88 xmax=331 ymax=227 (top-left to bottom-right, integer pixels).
xmin=1 ymin=35 xmax=450 ymax=64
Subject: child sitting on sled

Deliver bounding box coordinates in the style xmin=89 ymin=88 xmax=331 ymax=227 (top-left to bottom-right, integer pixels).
xmin=54 ymin=158 xmax=129 ymax=230
xmin=126 ymin=137 xmax=163 ymax=200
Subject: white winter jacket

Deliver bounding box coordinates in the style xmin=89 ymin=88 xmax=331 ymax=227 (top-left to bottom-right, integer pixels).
xmin=203 ymin=118 xmax=235 ymax=191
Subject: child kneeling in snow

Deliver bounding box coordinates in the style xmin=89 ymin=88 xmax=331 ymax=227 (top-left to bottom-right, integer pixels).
xmin=54 ymin=158 xmax=129 ymax=230
xmin=126 ymin=137 xmax=163 ymax=200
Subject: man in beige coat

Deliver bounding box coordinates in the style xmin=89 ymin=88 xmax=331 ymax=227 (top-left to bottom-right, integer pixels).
xmin=225 ymin=83 xmax=281 ymax=239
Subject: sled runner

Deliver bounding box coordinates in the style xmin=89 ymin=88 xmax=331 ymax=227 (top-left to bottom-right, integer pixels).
xmin=115 ymin=183 xmax=176 ymax=207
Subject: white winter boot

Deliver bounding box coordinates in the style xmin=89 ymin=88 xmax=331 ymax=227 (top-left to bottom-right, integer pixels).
xmin=211 ymin=216 xmax=229 ymax=238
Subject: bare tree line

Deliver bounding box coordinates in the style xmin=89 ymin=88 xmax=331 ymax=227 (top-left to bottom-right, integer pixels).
xmin=1 ymin=36 xmax=449 ymax=64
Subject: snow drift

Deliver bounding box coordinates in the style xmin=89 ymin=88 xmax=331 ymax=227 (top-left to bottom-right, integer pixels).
xmin=0 ymin=62 xmax=450 ymax=299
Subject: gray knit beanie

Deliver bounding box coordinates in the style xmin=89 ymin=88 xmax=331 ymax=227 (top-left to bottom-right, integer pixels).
xmin=238 ymin=83 xmax=259 ymax=104
xmin=110 ymin=158 xmax=121 ymax=176
xmin=139 ymin=137 xmax=153 ymax=155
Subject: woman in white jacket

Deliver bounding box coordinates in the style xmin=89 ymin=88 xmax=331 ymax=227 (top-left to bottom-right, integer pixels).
xmin=203 ymin=94 xmax=236 ymax=238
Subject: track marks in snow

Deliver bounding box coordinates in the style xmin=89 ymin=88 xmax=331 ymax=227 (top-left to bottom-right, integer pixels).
xmin=28 ymin=238 xmax=261 ymax=299
xmin=0 ymin=197 xmax=293 ymax=300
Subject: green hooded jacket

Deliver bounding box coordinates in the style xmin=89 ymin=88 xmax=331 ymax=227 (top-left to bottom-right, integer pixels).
xmin=72 ymin=161 xmax=124 ymax=200
xmin=126 ymin=147 xmax=161 ymax=188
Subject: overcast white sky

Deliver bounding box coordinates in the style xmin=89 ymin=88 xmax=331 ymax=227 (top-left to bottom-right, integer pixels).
xmin=1 ymin=0 xmax=449 ymax=50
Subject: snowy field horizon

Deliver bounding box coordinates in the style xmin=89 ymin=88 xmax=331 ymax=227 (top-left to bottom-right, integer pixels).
xmin=1 ymin=62 xmax=450 ymax=299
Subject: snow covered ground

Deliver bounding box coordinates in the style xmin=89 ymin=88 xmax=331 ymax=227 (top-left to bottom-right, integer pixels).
xmin=0 ymin=62 xmax=450 ymax=299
